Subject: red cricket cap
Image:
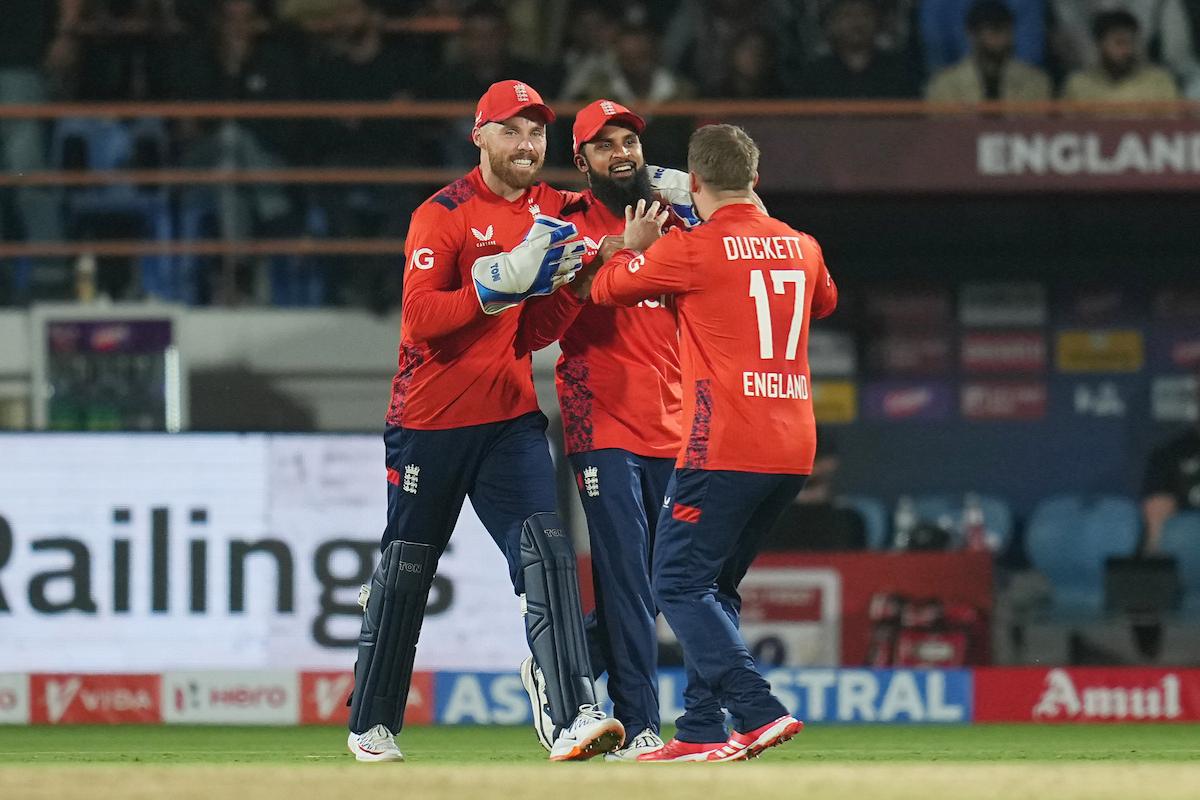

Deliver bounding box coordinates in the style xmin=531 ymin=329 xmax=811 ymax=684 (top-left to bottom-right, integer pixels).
xmin=471 ymin=80 xmax=555 ymax=140
xmin=572 ymin=99 xmax=646 ymax=154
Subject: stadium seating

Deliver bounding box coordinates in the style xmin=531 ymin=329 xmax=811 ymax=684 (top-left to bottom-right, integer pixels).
xmin=1158 ymin=512 xmax=1200 ymax=613
xmin=50 ymin=117 xmax=175 ymax=299
xmin=912 ymin=493 xmax=1014 ymax=554
xmin=836 ymin=494 xmax=889 ymax=550
xmin=1025 ymin=494 xmax=1141 ymax=617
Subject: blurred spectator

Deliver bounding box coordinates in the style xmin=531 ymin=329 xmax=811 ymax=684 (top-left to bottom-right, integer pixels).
xmin=762 ymin=433 xmax=868 ymax=551
xmin=1061 ymin=10 xmax=1180 ymax=100
xmin=713 ymin=28 xmax=790 ymax=98
xmin=796 ymin=0 xmax=922 ymax=70
xmin=307 ymin=0 xmax=423 ymax=307
xmin=73 ymin=0 xmax=182 ymax=100
xmin=506 ymin=0 xmax=572 ymax=67
xmin=562 ymin=25 xmax=696 ymax=104
xmin=661 ymin=0 xmax=801 ymax=97
xmin=921 ymin=0 xmax=1045 ymax=73
xmin=1142 ymin=411 xmax=1200 ymax=553
xmin=0 ymin=0 xmax=77 ymax=301
xmin=426 ymin=1 xmax=560 ymax=101
xmin=559 ymin=1 xmax=623 ymax=96
xmin=925 ymin=0 xmax=1052 ymax=101
xmin=1051 ymin=0 xmax=1200 ymax=91
xmin=796 ymin=0 xmax=921 ymax=98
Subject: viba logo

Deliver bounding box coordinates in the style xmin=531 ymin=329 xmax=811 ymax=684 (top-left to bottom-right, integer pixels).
xmin=46 ymin=677 xmax=82 ymax=723
xmin=36 ymin=674 xmax=158 ymax=724
xmin=315 ymin=674 xmax=354 ymax=720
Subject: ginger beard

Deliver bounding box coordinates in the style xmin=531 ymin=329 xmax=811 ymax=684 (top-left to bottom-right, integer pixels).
xmin=479 ymin=123 xmax=546 ymax=191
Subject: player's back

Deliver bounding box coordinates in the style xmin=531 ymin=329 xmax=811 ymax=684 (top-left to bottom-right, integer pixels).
xmin=671 ymin=203 xmax=836 ymax=475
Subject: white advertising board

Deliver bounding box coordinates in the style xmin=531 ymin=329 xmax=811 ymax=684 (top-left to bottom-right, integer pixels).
xmin=0 ymin=434 xmax=527 ymax=672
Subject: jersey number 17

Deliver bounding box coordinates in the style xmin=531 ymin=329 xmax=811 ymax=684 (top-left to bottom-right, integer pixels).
xmin=748 ymin=269 xmax=806 ymax=360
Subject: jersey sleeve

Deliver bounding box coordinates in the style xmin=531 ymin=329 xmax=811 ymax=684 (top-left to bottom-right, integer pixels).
xmin=401 ymin=202 xmax=481 ymax=341
xmin=590 ymin=228 xmax=695 ymax=307
xmin=513 ymin=281 xmax=587 ymax=356
xmin=806 ymin=234 xmax=839 ymax=320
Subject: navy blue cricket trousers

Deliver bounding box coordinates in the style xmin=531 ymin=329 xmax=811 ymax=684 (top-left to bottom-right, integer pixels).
xmin=569 ymin=448 xmax=673 ymax=739
xmin=653 ymin=468 xmax=806 ymax=741
xmin=382 ymin=411 xmax=559 ymax=594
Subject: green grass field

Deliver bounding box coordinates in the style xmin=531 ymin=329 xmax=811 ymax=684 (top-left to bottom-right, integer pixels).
xmin=2 ymin=724 xmax=1199 ymax=800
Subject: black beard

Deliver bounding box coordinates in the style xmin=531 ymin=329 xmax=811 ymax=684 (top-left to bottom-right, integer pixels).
xmin=589 ymin=165 xmax=655 ymax=219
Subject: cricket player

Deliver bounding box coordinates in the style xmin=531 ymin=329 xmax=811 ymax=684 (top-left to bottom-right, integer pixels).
xmin=514 ymin=99 xmax=693 ymax=760
xmin=591 ymin=124 xmax=839 ymax=762
xmin=346 ymin=79 xmax=623 ymax=763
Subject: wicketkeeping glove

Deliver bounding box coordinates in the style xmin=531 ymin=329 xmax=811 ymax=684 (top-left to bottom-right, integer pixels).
xmin=647 ymin=165 xmax=701 ymax=227
xmin=472 ymin=215 xmax=588 ymax=315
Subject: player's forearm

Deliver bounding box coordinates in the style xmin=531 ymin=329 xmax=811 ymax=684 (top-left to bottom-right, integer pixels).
xmin=590 ymin=250 xmax=665 ymax=307
xmin=514 ymin=286 xmax=586 ymax=356
xmin=401 ymin=285 xmax=483 ymax=340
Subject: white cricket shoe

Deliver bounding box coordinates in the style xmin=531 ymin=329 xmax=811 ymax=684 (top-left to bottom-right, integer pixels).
xmin=604 ymin=729 xmax=665 ymax=761
xmin=520 ymin=656 xmax=554 ymax=751
xmin=347 ymin=723 xmax=404 ymax=762
xmin=549 ymin=704 xmax=625 ymax=762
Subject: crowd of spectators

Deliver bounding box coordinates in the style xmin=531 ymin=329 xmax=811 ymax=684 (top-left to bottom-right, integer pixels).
xmin=2 ymin=0 xmax=1199 ymax=306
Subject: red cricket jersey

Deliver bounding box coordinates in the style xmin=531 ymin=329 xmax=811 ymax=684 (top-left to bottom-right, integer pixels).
xmin=591 ymin=203 xmax=838 ymax=474
xmin=553 ymin=191 xmax=683 ymax=458
xmin=387 ymin=167 xmax=581 ymax=429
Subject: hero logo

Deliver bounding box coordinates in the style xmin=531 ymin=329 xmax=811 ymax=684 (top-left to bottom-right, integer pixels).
xmin=471 ymin=226 xmax=495 ymax=247
xmin=314 ymin=674 xmax=354 ymax=720
xmin=628 ymin=254 xmax=645 ymax=273
xmin=1033 ymin=669 xmax=1182 ymax=720
xmin=410 ymin=248 xmax=435 ymax=270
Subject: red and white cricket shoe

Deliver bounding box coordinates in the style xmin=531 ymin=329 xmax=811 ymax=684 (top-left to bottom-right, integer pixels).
xmin=347 ymin=723 xmax=404 ymax=762
xmin=635 ymin=737 xmax=725 ymax=762
xmin=705 ymin=715 xmax=804 ymax=762
xmin=548 ymin=704 xmax=625 ymax=761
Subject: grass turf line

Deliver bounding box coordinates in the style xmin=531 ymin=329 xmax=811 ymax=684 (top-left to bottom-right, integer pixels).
xmin=1 ymin=723 xmax=1199 ymax=764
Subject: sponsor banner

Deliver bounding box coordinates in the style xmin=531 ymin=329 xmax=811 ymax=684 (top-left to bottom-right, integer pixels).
xmin=1064 ymin=286 xmax=1130 ymax=325
xmin=163 ymin=671 xmax=297 ymax=724
xmin=0 ymin=674 xmax=29 ymax=725
xmin=960 ymin=283 xmax=1047 ymax=327
xmin=812 ymin=380 xmax=858 ymax=424
xmin=30 ymin=674 xmax=160 ymax=724
xmin=1153 ymin=288 xmax=1200 ymax=321
xmin=726 ymin=568 xmax=840 ymax=666
xmin=865 ymin=289 xmax=952 ymax=329
xmin=299 ymin=670 xmax=433 ymax=726
xmin=432 ymin=668 xmax=971 ymax=726
xmin=740 ymin=116 xmax=1200 ymax=194
xmin=0 ymin=434 xmax=527 ymax=672
xmin=863 ymin=381 xmax=953 ymax=421
xmin=974 ymin=667 xmax=1200 ymax=723
xmin=960 ymin=331 xmax=1046 ymax=373
xmin=809 ymin=330 xmax=857 ymax=377
xmin=868 ymin=335 xmax=952 ymax=376
xmin=1056 ymin=330 xmax=1144 ymax=372
xmin=1152 ymin=327 xmax=1200 ymax=371
xmin=1152 ymin=376 xmax=1200 ymax=422
xmin=1064 ymin=379 xmax=1131 ymax=419
xmin=962 ymin=381 xmax=1048 ymax=421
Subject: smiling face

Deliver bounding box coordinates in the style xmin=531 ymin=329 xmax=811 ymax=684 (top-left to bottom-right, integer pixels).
xmin=475 ymin=113 xmax=548 ymax=192
xmin=576 ymin=123 xmax=654 ymax=217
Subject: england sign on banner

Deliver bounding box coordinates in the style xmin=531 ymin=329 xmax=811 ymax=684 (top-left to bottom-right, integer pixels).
xmin=0 ymin=434 xmax=527 ymax=672
xmin=974 ymin=668 xmax=1200 ymax=722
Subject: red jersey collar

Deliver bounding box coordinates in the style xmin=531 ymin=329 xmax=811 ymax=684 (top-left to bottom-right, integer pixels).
xmin=707 ymin=201 xmax=764 ymax=221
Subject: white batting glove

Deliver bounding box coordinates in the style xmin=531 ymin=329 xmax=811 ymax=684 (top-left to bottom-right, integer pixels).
xmin=472 ymin=215 xmax=588 ymax=315
xmin=647 ymin=165 xmax=701 ymax=227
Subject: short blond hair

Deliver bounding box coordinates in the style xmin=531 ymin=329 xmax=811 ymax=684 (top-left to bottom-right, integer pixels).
xmin=687 ymin=124 xmax=760 ymax=191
